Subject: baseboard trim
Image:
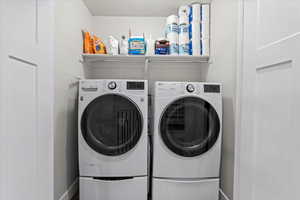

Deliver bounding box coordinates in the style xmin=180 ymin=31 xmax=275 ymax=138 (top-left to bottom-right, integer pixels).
xmin=219 ymin=189 xmax=231 ymax=200
xmin=59 ymin=178 xmax=79 ymax=200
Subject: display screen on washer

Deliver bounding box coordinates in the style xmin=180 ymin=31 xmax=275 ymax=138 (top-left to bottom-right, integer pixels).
xmin=204 ymin=84 xmax=220 ymax=93
xmin=160 ymin=97 xmax=220 ymax=157
xmin=81 ymin=94 xmax=143 ymax=156
xmin=127 ymin=82 xmax=145 ymax=90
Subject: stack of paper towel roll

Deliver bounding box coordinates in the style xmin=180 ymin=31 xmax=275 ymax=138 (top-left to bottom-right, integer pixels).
xmin=178 ymin=5 xmax=190 ymax=55
xmin=189 ymin=3 xmax=210 ymax=56
xmin=166 ymin=15 xmax=179 ymax=55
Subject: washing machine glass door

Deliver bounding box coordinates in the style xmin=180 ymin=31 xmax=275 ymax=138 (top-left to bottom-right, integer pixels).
xmin=81 ymin=94 xmax=143 ymax=156
xmin=160 ymin=97 xmax=220 ymax=157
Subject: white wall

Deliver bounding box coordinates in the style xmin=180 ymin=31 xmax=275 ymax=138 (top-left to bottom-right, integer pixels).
xmin=54 ymin=0 xmax=92 ymax=199
xmin=90 ymin=1 xmax=239 ymax=198
xmin=207 ymin=0 xmax=238 ymax=199
xmin=92 ymin=16 xmax=165 ymax=43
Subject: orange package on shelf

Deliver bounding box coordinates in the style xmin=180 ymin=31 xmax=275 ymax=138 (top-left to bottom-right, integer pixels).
xmin=83 ymin=31 xmax=94 ymax=54
xmin=93 ymin=35 xmax=107 ymax=54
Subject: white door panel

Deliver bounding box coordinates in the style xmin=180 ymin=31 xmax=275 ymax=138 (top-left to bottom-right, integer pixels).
xmin=257 ymin=1 xmax=300 ymax=47
xmin=4 ymin=0 xmax=38 ymax=62
xmin=236 ymin=0 xmax=300 ymax=200
xmin=253 ymin=60 xmax=299 ymax=200
xmin=5 ymin=58 xmax=38 ymax=200
xmin=0 ymin=0 xmax=54 ymax=199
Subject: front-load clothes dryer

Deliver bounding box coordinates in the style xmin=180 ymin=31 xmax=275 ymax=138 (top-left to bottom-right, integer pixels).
xmin=79 ymin=79 xmax=148 ymax=200
xmin=79 ymin=79 xmax=148 ymax=178
xmin=152 ymin=81 xmax=222 ymax=200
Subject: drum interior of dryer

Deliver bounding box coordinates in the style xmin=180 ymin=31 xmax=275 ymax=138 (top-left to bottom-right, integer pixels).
xmin=81 ymin=94 xmax=143 ymax=156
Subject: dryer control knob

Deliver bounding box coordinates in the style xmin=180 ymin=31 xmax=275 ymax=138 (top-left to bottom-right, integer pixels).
xmin=108 ymin=81 xmax=117 ymax=90
xmin=186 ymin=84 xmax=195 ymax=93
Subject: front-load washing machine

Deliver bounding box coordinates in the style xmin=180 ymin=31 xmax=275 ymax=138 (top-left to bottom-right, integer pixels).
xmin=152 ymin=81 xmax=222 ymax=200
xmin=79 ymin=79 xmax=148 ymax=200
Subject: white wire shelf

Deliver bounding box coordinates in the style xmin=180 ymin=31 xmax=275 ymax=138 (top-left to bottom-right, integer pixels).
xmin=81 ymin=54 xmax=210 ymax=64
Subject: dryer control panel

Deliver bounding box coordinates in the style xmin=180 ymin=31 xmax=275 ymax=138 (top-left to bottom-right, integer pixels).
xmin=80 ymin=80 xmax=147 ymax=96
xmin=127 ymin=81 xmax=145 ymax=90
xmin=81 ymin=82 xmax=98 ymax=92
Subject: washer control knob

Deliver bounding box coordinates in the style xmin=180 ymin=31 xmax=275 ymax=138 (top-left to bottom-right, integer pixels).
xmin=108 ymin=81 xmax=117 ymax=90
xmin=186 ymin=84 xmax=195 ymax=93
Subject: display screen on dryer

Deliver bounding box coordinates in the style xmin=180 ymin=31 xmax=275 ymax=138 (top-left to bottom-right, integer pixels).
xmin=127 ymin=82 xmax=145 ymax=90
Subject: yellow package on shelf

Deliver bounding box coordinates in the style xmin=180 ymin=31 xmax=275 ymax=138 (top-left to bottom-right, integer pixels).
xmin=83 ymin=31 xmax=94 ymax=54
xmin=93 ymin=35 xmax=106 ymax=54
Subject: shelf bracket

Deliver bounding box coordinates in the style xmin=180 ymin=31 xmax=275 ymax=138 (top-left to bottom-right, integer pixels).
xmin=144 ymin=58 xmax=150 ymax=79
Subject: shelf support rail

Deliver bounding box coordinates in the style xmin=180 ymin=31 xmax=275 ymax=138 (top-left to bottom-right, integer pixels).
xmin=144 ymin=58 xmax=150 ymax=79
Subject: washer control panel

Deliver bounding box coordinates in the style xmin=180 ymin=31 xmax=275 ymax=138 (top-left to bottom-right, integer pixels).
xmin=156 ymin=82 xmax=222 ymax=97
xmin=108 ymin=81 xmax=117 ymax=90
xmin=186 ymin=84 xmax=195 ymax=93
xmin=204 ymin=84 xmax=221 ymax=93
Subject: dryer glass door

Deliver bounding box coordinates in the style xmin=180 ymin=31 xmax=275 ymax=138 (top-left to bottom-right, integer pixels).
xmin=160 ymin=97 xmax=220 ymax=157
xmin=81 ymin=94 xmax=143 ymax=156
